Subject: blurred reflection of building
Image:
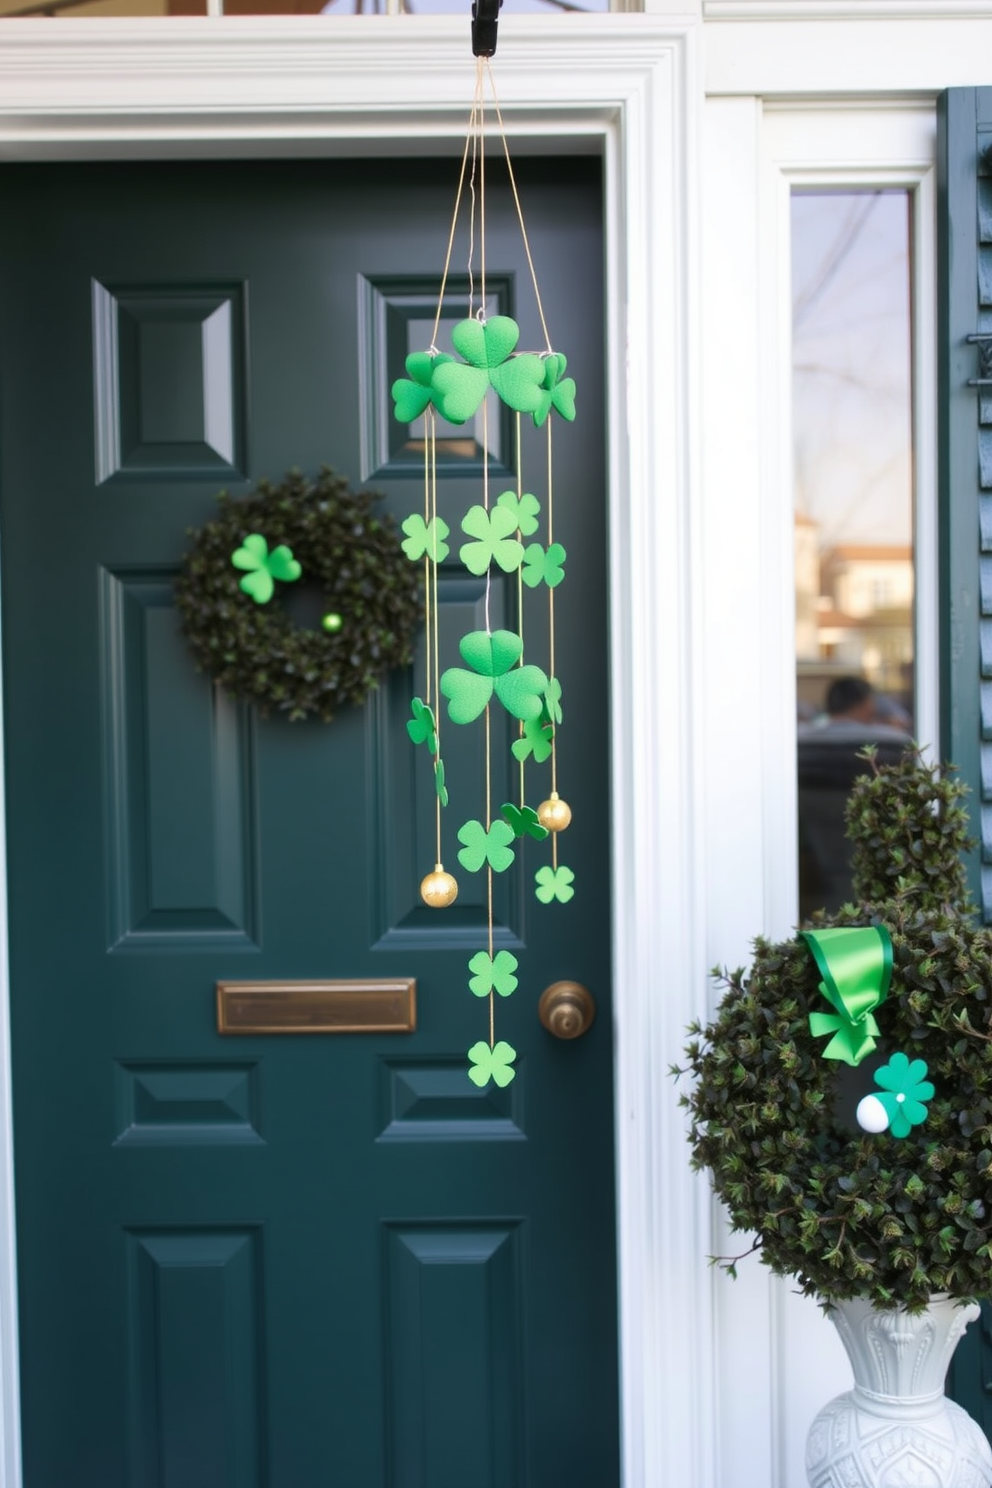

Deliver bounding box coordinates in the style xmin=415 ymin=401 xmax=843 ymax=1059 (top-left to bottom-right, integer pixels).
xmin=795 ymin=517 xmax=914 ymax=714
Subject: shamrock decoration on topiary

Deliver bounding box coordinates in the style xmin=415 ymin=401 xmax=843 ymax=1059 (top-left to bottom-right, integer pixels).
xmin=175 ymin=467 xmax=420 ymax=723
xmin=677 ymin=747 xmax=992 ymax=1311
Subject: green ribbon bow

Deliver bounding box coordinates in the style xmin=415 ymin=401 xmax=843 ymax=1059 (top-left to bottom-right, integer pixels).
xmin=800 ymin=925 xmax=893 ymax=1067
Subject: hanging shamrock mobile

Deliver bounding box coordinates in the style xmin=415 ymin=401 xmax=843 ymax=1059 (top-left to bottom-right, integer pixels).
xmin=392 ymin=58 xmax=578 ymax=1088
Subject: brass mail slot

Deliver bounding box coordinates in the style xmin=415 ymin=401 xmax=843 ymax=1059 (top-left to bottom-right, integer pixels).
xmin=216 ymin=979 xmax=416 ymax=1035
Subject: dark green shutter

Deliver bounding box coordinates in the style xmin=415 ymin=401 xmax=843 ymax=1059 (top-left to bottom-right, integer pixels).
xmin=938 ymin=86 xmax=992 ymax=1430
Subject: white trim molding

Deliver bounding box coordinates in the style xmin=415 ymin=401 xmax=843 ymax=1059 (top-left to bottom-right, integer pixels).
xmin=699 ymin=94 xmax=941 ymax=1487
xmin=0 ymin=16 xmax=711 ymax=1488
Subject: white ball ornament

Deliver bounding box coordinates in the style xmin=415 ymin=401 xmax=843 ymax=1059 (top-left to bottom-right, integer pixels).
xmin=856 ymin=1094 xmax=891 ymax=1134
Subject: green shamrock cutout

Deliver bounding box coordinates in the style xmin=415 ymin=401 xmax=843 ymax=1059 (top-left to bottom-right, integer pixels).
xmin=468 ymin=949 xmax=519 ymax=998
xmin=431 ymin=317 xmax=546 ymax=424
xmin=511 ymin=716 xmax=555 ymax=764
xmin=391 ymin=350 xmax=453 ymax=423
xmin=521 ymin=542 xmax=567 ymax=590
xmin=501 ymin=802 xmax=549 ymax=841
xmin=467 ymin=1039 xmax=517 ymax=1089
xmin=535 ymin=864 xmax=575 ymax=904
xmin=544 ymin=678 xmax=563 ymax=726
xmin=401 ymin=513 xmax=450 ymax=564
xmin=459 ymin=505 xmax=524 ymax=576
xmin=873 ymin=1053 xmax=935 ymax=1138
xmin=457 ymin=819 xmax=516 ymax=873
xmin=496 ymin=489 xmax=541 ymax=536
xmin=406 ymin=697 xmax=438 ymax=753
xmin=533 ymin=352 xmax=577 ymax=427
xmin=440 ymin=630 xmax=548 ymax=724
xmin=434 ymin=757 xmax=448 ymax=808
xmin=231 ymin=533 xmax=302 ymax=605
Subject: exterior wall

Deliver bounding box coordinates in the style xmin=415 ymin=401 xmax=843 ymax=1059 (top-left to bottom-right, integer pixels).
xmin=0 ymin=7 xmax=991 ymax=1487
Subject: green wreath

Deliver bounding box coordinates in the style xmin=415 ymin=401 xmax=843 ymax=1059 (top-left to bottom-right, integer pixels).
xmin=175 ymin=467 xmax=421 ymax=722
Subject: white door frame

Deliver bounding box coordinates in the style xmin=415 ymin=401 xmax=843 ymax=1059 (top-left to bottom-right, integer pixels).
xmin=0 ymin=16 xmax=712 ymax=1487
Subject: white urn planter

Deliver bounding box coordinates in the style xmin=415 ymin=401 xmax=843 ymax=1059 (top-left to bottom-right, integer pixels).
xmin=806 ymin=1295 xmax=992 ymax=1488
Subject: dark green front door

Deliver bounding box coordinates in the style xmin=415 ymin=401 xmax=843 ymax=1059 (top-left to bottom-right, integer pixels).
xmin=0 ymin=158 xmax=617 ymax=1486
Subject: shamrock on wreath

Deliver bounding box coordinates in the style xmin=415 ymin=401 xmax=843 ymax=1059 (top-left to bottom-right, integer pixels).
xmin=175 ymin=467 xmax=420 ymax=723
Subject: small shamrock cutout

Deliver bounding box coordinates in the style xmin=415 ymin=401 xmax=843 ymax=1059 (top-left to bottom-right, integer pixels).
xmin=468 ymin=949 xmax=519 ymax=998
xmin=231 ymin=533 xmax=302 ymax=604
xmin=459 ymin=505 xmax=524 ymax=576
xmin=857 ymin=1053 xmax=934 ymax=1139
xmin=511 ymin=716 xmax=555 ymax=764
xmin=406 ymin=697 xmax=438 ymax=753
xmin=533 ymin=352 xmax=577 ymax=427
xmin=391 ymin=350 xmax=453 ymax=423
xmin=535 ymin=864 xmax=575 ymax=904
xmin=521 ymin=541 xmax=567 ymax=590
xmin=457 ymin=819 xmax=516 ymax=874
xmin=431 ymin=317 xmax=546 ymax=424
xmin=434 ymin=757 xmax=448 ymax=808
xmin=501 ymin=802 xmax=549 ymax=841
xmin=401 ymin=513 xmax=450 ymax=564
xmin=467 ymin=1039 xmax=517 ymax=1089
xmin=544 ymin=678 xmax=563 ymax=726
xmin=440 ymin=630 xmax=548 ymax=724
xmin=496 ymin=489 xmax=541 ymax=536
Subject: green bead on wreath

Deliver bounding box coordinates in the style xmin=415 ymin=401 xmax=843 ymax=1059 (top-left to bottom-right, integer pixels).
xmin=175 ymin=467 xmax=421 ymax=723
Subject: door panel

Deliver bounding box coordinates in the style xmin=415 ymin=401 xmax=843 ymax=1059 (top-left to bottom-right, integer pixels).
xmin=0 ymin=158 xmax=617 ymax=1485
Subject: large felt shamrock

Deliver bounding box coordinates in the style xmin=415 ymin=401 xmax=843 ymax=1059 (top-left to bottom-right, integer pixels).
xmin=457 ymin=819 xmax=516 ymax=873
xmin=468 ymin=949 xmax=519 ymax=998
xmin=406 ymin=697 xmax=437 ymax=753
xmin=391 ymin=350 xmax=453 ymax=423
xmin=511 ymin=716 xmax=555 ymax=764
xmin=496 ymin=489 xmax=541 ymax=536
xmin=871 ymin=1053 xmax=935 ymax=1138
xmin=467 ymin=1039 xmax=517 ymax=1089
xmin=431 ymin=317 xmax=546 ymax=424
xmin=440 ymin=630 xmax=548 ymax=724
xmin=231 ymin=533 xmax=302 ymax=604
xmin=501 ymin=802 xmax=549 ymax=841
xmin=521 ymin=542 xmax=567 ymax=590
xmin=459 ymin=506 xmax=524 ymax=576
xmin=535 ymin=864 xmax=575 ymax=904
xmin=401 ymin=513 xmax=450 ymax=564
xmin=533 ymin=353 xmax=577 ymax=427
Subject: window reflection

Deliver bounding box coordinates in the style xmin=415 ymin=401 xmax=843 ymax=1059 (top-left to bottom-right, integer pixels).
xmin=793 ymin=191 xmax=914 ymax=920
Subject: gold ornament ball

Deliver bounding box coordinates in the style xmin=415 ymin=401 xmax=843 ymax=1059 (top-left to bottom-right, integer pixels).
xmin=420 ymin=867 xmax=459 ymax=909
xmin=322 ymin=612 xmax=343 ymax=633
xmin=537 ymin=793 xmax=572 ymax=833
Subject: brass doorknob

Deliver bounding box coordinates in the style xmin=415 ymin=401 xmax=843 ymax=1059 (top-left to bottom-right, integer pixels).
xmin=538 ymin=981 xmax=596 ymax=1040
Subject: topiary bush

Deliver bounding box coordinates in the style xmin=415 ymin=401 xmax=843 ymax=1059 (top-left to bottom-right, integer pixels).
xmin=677 ymin=749 xmax=992 ymax=1310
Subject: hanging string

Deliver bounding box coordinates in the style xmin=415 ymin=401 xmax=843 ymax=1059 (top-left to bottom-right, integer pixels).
xmin=515 ymin=410 xmax=526 ymax=808
xmin=430 ymin=410 xmax=443 ymax=869
xmin=547 ymin=416 xmax=558 ymax=871
xmin=422 ymin=409 xmax=433 ymax=706
xmin=431 ymin=88 xmax=481 ymax=351
xmin=485 ymin=60 xmax=554 ymax=355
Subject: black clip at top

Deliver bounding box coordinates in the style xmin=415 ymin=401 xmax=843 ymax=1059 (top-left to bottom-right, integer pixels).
xmin=472 ymin=0 xmax=502 ymax=57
